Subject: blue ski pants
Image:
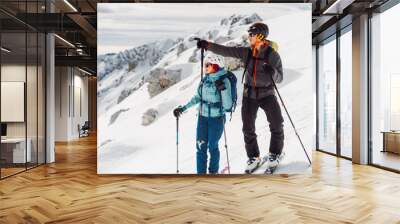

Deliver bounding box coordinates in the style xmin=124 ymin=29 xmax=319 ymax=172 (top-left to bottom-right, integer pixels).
xmin=196 ymin=115 xmax=225 ymax=174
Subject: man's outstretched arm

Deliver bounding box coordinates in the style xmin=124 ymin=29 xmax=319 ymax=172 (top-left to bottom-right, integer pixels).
xmin=198 ymin=39 xmax=249 ymax=60
xmin=208 ymin=42 xmax=249 ymax=60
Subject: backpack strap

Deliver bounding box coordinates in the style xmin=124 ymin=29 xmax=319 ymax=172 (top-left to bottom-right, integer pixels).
xmin=216 ymin=74 xmax=227 ymax=116
xmin=198 ymin=79 xmax=204 ymax=117
xmin=263 ymin=45 xmax=275 ymax=69
xmin=217 ymin=90 xmax=226 ymax=120
xmin=265 ymin=45 xmax=272 ymax=61
xmin=218 ymin=74 xmax=225 ymax=81
xmin=241 ymin=48 xmax=252 ymax=84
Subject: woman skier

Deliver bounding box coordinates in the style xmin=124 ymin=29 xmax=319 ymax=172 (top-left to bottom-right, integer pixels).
xmin=173 ymin=54 xmax=232 ymax=174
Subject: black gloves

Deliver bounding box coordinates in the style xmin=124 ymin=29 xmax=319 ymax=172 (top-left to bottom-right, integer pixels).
xmin=263 ymin=62 xmax=275 ymax=74
xmin=197 ymin=39 xmax=209 ymax=49
xmin=173 ymin=106 xmax=185 ymax=118
xmin=215 ymin=79 xmax=226 ymax=91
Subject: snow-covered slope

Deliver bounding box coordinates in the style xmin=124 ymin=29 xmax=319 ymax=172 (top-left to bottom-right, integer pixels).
xmin=97 ymin=11 xmax=313 ymax=174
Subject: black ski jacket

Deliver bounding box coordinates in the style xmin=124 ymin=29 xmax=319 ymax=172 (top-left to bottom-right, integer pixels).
xmin=208 ymin=42 xmax=283 ymax=99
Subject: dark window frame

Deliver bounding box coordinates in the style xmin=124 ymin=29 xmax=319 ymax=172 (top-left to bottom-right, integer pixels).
xmin=0 ymin=0 xmax=47 ymax=180
xmin=315 ymin=23 xmax=352 ymax=162
xmin=368 ymin=1 xmax=400 ymax=173
xmin=316 ymin=0 xmax=400 ymax=173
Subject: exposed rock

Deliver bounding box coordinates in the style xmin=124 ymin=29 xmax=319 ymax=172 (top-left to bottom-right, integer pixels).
xmin=97 ymin=39 xmax=178 ymax=81
xmin=109 ymin=108 xmax=130 ymax=125
xmin=128 ymin=61 xmax=138 ymax=71
xmin=225 ymin=57 xmax=243 ymax=71
xmin=177 ymin=42 xmax=187 ymax=56
xmin=207 ymin=29 xmax=219 ymax=41
xmin=142 ymin=108 xmax=158 ymax=126
xmin=239 ymin=13 xmax=263 ymax=25
xmin=219 ymin=13 xmax=263 ymax=28
xmin=229 ymin=14 xmax=244 ymax=26
xmin=117 ymin=76 xmax=145 ymax=104
xmin=147 ymin=68 xmax=182 ymax=97
xmin=188 ymin=50 xmax=199 ymax=63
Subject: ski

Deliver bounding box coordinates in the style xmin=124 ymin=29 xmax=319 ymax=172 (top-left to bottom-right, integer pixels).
xmin=244 ymin=155 xmax=269 ymax=174
xmin=264 ymin=165 xmax=278 ymax=175
xmin=264 ymin=152 xmax=285 ymax=175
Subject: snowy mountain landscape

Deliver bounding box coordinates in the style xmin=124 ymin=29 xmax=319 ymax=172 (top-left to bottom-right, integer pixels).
xmin=97 ymin=7 xmax=313 ymax=174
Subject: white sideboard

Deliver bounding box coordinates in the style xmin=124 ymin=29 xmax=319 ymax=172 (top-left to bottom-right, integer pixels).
xmin=1 ymin=138 xmax=32 ymax=163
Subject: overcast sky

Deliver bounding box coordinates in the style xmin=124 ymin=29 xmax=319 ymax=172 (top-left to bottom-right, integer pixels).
xmin=97 ymin=3 xmax=310 ymax=55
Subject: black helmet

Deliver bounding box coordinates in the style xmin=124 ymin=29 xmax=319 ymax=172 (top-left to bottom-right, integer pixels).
xmin=247 ymin=23 xmax=269 ymax=38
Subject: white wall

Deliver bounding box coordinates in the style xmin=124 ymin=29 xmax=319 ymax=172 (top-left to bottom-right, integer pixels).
xmin=55 ymin=66 xmax=69 ymax=141
xmin=1 ymin=82 xmax=25 ymax=122
xmin=55 ymin=66 xmax=89 ymax=141
xmin=1 ymin=63 xmax=46 ymax=164
xmin=1 ymin=65 xmax=36 ymax=138
xmin=1 ymin=65 xmax=26 ymax=136
xmin=75 ymin=71 xmax=89 ymax=138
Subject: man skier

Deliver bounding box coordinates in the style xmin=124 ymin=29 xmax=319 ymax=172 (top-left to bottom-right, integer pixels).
xmin=196 ymin=22 xmax=284 ymax=173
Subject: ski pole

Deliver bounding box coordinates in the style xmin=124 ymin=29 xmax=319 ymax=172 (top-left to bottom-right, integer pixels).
xmin=222 ymin=118 xmax=231 ymax=174
xmin=176 ymin=116 xmax=179 ymax=174
xmin=197 ymin=43 xmax=205 ymax=135
xmin=192 ymin=37 xmax=205 ymax=81
xmin=270 ymin=75 xmax=312 ymax=166
xmin=219 ymin=92 xmax=231 ymax=174
xmin=192 ymin=38 xmax=205 ymax=122
xmin=200 ymin=46 xmax=204 ymax=118
xmin=199 ymin=41 xmax=204 ymax=81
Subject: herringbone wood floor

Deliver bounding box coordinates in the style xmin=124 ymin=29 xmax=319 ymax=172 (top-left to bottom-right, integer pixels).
xmin=1 ymin=135 xmax=400 ymax=224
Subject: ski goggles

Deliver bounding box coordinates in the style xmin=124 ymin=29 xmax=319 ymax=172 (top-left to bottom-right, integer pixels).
xmin=248 ymin=33 xmax=265 ymax=40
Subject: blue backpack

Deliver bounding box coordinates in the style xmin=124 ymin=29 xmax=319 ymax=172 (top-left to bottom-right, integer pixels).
xmin=218 ymin=71 xmax=237 ymax=120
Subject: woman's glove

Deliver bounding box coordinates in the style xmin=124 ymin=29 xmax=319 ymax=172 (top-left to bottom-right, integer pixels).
xmin=173 ymin=106 xmax=185 ymax=118
xmin=263 ymin=62 xmax=275 ymax=74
